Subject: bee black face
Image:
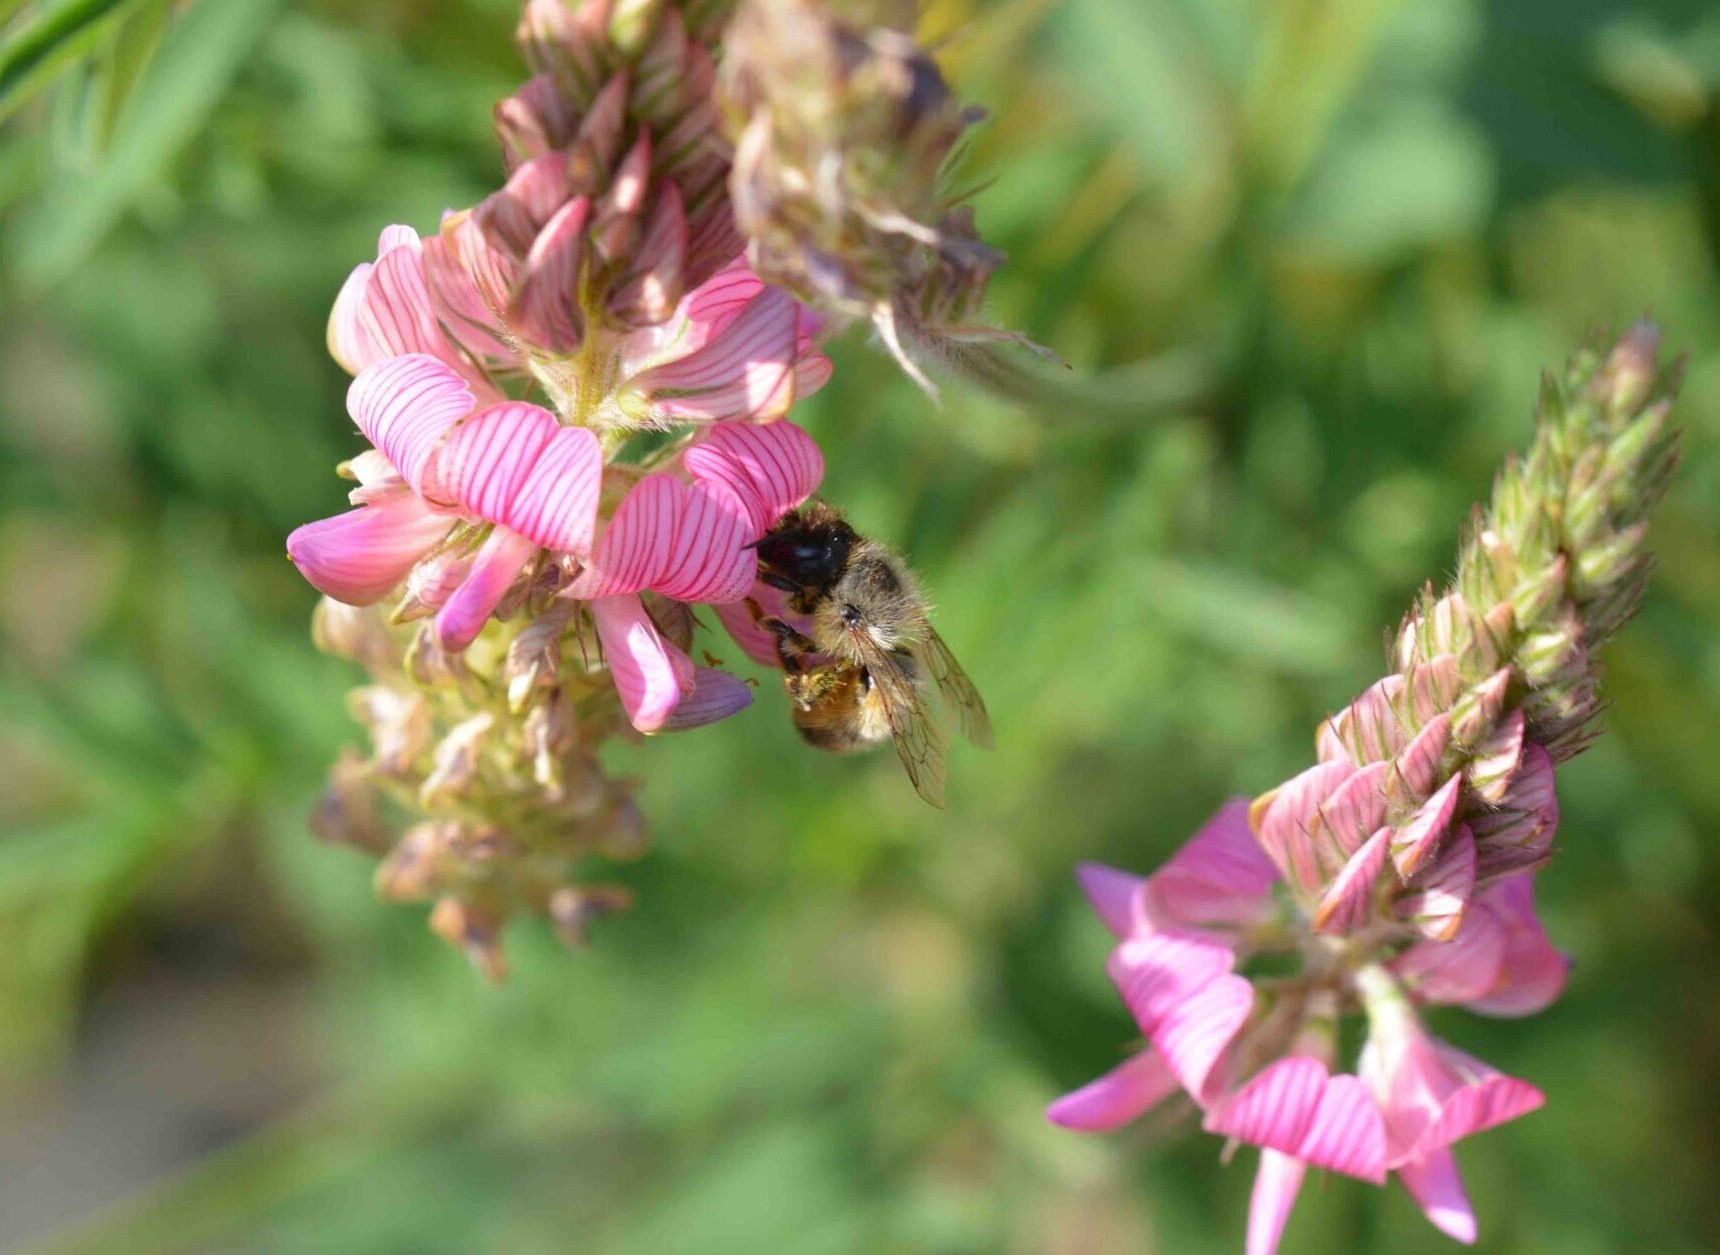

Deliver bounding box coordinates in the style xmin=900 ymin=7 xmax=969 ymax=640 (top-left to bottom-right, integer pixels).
xmin=756 ymin=516 xmax=856 ymax=592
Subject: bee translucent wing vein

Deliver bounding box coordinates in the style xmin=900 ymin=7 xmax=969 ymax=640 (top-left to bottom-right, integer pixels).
xmin=921 ymin=627 xmax=993 ymax=749
xmin=856 ymin=637 xmax=946 ymax=807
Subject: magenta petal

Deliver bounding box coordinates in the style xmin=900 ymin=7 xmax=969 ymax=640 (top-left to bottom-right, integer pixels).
xmin=1467 ymin=875 xmax=1570 ymax=1017
xmin=1391 ymin=904 xmax=1508 ymax=1007
xmin=1204 ymin=1057 xmax=1387 ymax=1182
xmin=360 ymin=232 xmax=456 ymax=365
xmin=328 ymin=261 xmax=378 ymax=374
xmin=495 ymin=425 xmax=602 ymax=555
xmin=1392 ymin=773 xmax=1463 ymax=879
xmin=565 ymin=473 xmax=680 ymax=599
xmin=434 ymin=525 xmax=538 ymax=652
xmin=684 ymin=419 xmax=825 ymax=533
xmin=348 ymin=354 xmax=476 ymax=497
xmin=623 ymin=286 xmax=801 ymax=422
xmin=660 ymin=666 xmax=754 ymax=730
xmin=1312 ymin=825 xmax=1392 ymax=936
xmin=1416 ymin=1046 xmax=1545 ymax=1156
xmin=1256 ymin=759 xmax=1355 ymax=893
xmin=591 ymin=592 xmax=684 ymax=732
xmin=1142 ymin=797 xmax=1281 ymax=934
xmin=1106 ymin=932 xmax=1237 ymax=1034
xmin=1152 ymin=973 xmax=1253 ymax=1104
xmin=1397 ymin=1148 xmax=1478 ymax=1245
xmin=654 ymin=478 xmax=755 ymax=604
xmin=287 ymin=491 xmax=451 ymax=605
xmin=1247 ymin=1150 xmax=1308 ymax=1255
xmin=1046 ymin=1050 xmax=1179 ymax=1132
xmin=1075 ymin=862 xmax=1147 ymax=939
xmin=423 ymin=230 xmax=517 ymax=365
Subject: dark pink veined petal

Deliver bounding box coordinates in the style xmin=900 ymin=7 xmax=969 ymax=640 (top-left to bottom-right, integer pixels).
xmin=1312 ymin=826 xmax=1392 ymax=936
xmin=428 ymin=401 xmax=558 ymax=520
xmin=446 ymin=210 xmax=521 ymax=324
xmin=660 ymin=665 xmax=753 ymax=730
xmin=1337 ymin=674 xmax=1409 ymax=762
xmin=1204 ymin=1058 xmax=1388 ymax=1182
xmin=1467 ymin=707 xmax=1527 ymax=803
xmin=1045 ymin=1050 xmax=1179 ymax=1132
xmin=497 ymin=424 xmax=602 ymax=555
xmin=359 ymin=231 xmax=457 ymax=366
xmin=590 ymin=592 xmax=684 ymax=732
xmin=433 ymin=525 xmax=538 ymax=652
xmin=621 ymin=285 xmax=801 ymax=423
xmin=328 ymin=261 xmax=378 ymax=374
xmin=1391 ymin=773 xmax=1464 ymax=880
xmin=287 ymin=490 xmax=452 ymax=605
xmin=1076 ymin=862 xmax=1147 ymax=940
xmin=347 ymin=354 xmax=476 ymax=497
xmin=1246 ymin=1150 xmax=1308 ymax=1255
xmin=679 ymin=258 xmax=766 ymax=345
xmin=1105 ymin=932 xmax=1238 ymax=1037
xmin=1256 ymin=759 xmax=1355 ymax=894
xmin=423 ymin=229 xmax=517 ymax=365
xmin=1391 ymin=903 xmax=1508 ymax=1007
xmin=654 ymin=478 xmax=755 ymax=604
xmin=1396 ymin=1148 xmax=1477 ymax=1245
xmin=609 ymin=181 xmax=687 ymax=325
xmin=1391 ymin=713 xmax=1452 ymax=802
xmin=684 ymin=420 xmax=825 ymax=533
xmin=511 ymin=196 xmax=589 ymax=351
xmin=1307 ymin=760 xmax=1390 ymax=872
xmin=1466 ymin=873 xmax=1570 ymax=1017
xmin=1142 ymin=797 xmax=1281 ymax=934
xmin=476 ymin=150 xmax=571 ymax=254
xmin=1397 ymin=824 xmax=1476 ymax=941
xmin=564 ymin=473 xmax=680 ymax=599
xmin=1413 ymin=1043 xmax=1545 ymax=1161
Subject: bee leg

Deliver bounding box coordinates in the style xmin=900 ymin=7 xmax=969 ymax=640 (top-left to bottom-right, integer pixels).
xmin=756 ymin=615 xmax=819 ymax=675
xmin=758 ymin=572 xmax=804 ymax=597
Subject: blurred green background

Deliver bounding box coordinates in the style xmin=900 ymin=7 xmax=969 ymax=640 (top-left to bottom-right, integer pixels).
xmin=2 ymin=0 xmax=1718 ymax=1252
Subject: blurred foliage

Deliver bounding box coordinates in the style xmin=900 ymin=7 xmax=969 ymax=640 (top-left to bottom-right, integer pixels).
xmin=1 ymin=0 xmax=1718 ymax=1252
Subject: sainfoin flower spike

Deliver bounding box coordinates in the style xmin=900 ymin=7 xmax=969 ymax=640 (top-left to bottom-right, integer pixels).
xmin=288 ymin=0 xmax=841 ymax=978
xmin=1048 ymin=325 xmax=1682 ymax=1251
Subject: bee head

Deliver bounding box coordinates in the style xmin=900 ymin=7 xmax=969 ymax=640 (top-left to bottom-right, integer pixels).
xmin=756 ymin=515 xmax=856 ymax=590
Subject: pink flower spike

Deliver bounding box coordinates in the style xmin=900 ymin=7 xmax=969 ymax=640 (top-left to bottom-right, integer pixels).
xmin=684 ymin=420 xmax=825 ymax=533
xmin=1247 ymin=1150 xmax=1308 ymax=1255
xmin=1046 ymin=1050 xmax=1179 ymax=1132
xmin=1203 ymin=1056 xmax=1388 ymax=1182
xmin=660 ymin=666 xmax=754 ymax=731
xmin=348 ymin=354 xmax=477 ymax=497
xmin=434 ymin=525 xmax=539 ymax=652
xmin=287 ymin=490 xmax=452 ymax=606
xmin=1075 ymin=862 xmax=1147 ymax=939
xmin=1397 ymin=1148 xmax=1478 ymax=1244
xmin=591 ymin=593 xmax=685 ymax=732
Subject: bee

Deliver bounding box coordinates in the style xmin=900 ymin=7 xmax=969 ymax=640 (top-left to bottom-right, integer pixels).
xmin=749 ymin=503 xmax=991 ymax=806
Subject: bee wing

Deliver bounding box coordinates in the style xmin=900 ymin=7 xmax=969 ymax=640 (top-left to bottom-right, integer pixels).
xmin=849 ymin=630 xmax=948 ymax=807
xmin=917 ymin=626 xmax=993 ymax=749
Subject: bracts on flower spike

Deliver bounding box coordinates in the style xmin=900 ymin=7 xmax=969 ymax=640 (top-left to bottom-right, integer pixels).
xmin=1048 ymin=324 xmax=1681 ymax=1253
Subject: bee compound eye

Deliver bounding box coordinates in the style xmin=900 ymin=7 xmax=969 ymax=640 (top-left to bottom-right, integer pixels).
xmin=839 ymin=603 xmax=863 ymax=627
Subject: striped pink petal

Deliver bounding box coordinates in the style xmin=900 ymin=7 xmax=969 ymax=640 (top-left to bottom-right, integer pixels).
xmin=609 ymin=181 xmax=687 ymax=325
xmin=422 ymin=227 xmax=516 ymax=365
xmin=654 ymin=478 xmax=755 ymax=604
xmin=684 ymin=420 xmax=825 ymax=533
xmin=1391 ymin=713 xmax=1452 ymax=802
xmin=1152 ymin=973 xmax=1253 ymax=1104
xmin=564 ymin=473 xmax=680 ymax=599
xmin=1466 ymin=874 xmax=1570 ymax=1017
xmin=1142 ymin=797 xmax=1281 ymax=934
xmin=660 ymin=665 xmax=754 ymax=730
xmin=1046 ymin=1050 xmax=1179 ymax=1132
xmin=511 ymin=196 xmax=589 ymax=351
xmin=620 ymin=286 xmax=804 ymax=423
xmin=1473 ymin=743 xmax=1559 ymax=884
xmin=1312 ymin=825 xmax=1392 ymax=936
xmin=428 ymin=401 xmax=556 ymax=518
xmin=1397 ymin=824 xmax=1476 ymax=941
xmin=287 ymin=490 xmax=452 ymax=606
xmin=591 ymin=592 xmax=685 ymax=732
xmin=1467 ymin=707 xmax=1526 ymax=803
xmin=1075 ymin=862 xmax=1147 ymax=939
xmin=1392 ymin=773 xmax=1464 ymax=879
xmin=1397 ymin=1148 xmax=1477 ymax=1245
xmin=497 ymin=425 xmax=603 ymax=555
xmin=476 ymin=150 xmax=570 ymax=254
xmin=1247 ymin=1150 xmax=1307 ymax=1255
xmin=433 ymin=525 xmax=539 ymax=652
xmin=358 ymin=229 xmax=460 ymax=367
xmin=348 ymin=354 xmax=476 ymax=497
xmin=328 ymin=261 xmax=377 ymax=373
xmin=1390 ymin=903 xmax=1508 ymax=1007
xmin=1106 ymin=932 xmax=1253 ymax=1103
xmin=1204 ymin=1057 xmax=1388 ymax=1182
xmin=1255 ymin=759 xmax=1355 ymax=893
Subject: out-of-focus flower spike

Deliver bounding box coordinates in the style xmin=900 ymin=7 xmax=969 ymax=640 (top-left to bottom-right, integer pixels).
xmin=1046 ymin=1050 xmax=1180 ymax=1133
xmin=1246 ymin=1150 xmax=1309 ymax=1255
xmin=1397 ymin=1149 xmax=1478 ymax=1245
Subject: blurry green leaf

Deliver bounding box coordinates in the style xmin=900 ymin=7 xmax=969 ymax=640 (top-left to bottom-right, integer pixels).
xmin=89 ymin=0 xmax=173 ymax=147
xmin=0 ymin=0 xmax=143 ymax=124
xmin=8 ymin=0 xmax=282 ymax=290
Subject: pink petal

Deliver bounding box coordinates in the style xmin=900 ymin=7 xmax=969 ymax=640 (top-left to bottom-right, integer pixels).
xmin=711 ymin=580 xmax=806 ymax=668
xmin=511 ymin=196 xmax=589 ymax=351
xmin=495 ymin=425 xmax=603 ymax=555
xmin=1247 ymin=1151 xmax=1308 ymax=1255
xmin=660 ymin=665 xmax=753 ymax=730
xmin=428 ymin=401 xmax=558 ymax=520
xmin=684 ymin=419 xmax=825 ymax=533
xmin=1416 ymin=1046 xmax=1545 ymax=1156
xmin=359 ymin=231 xmax=458 ymax=366
xmin=1392 ymin=714 xmax=1452 ymax=801
xmin=564 ymin=473 xmax=680 ymax=599
xmin=1204 ymin=1057 xmax=1387 ymax=1182
xmin=1152 ymin=975 xmax=1253 ymax=1104
xmin=591 ymin=592 xmax=684 ymax=732
xmin=1473 ymin=743 xmax=1559 ymax=884
xmin=287 ymin=490 xmax=451 ymax=605
xmin=654 ymin=478 xmax=755 ymax=605
xmin=1312 ymin=826 xmax=1392 ymax=936
xmin=620 ymin=286 xmax=801 ymax=422
xmin=1105 ymin=932 xmax=1237 ymax=1035
xmin=609 ymin=182 xmax=687 ymax=324
xmin=1046 ymin=1050 xmax=1179 ymax=1132
xmin=1391 ymin=904 xmax=1508 ymax=1006
xmin=1075 ymin=862 xmax=1147 ymax=940
xmin=433 ymin=525 xmax=539 ymax=651
xmin=347 ymin=354 xmax=476 ymax=497
xmin=1256 ymin=759 xmax=1355 ymax=893
xmin=422 ymin=230 xmax=517 ymax=366
xmin=1397 ymin=824 xmax=1476 ymax=941
xmin=1391 ymin=773 xmax=1463 ymax=879
xmin=1333 ymin=675 xmax=1409 ymax=763
xmin=1142 ymin=797 xmax=1281 ymax=934
xmin=476 ymin=150 xmax=571 ymax=254
xmin=1467 ymin=874 xmax=1570 ymax=1017
xmin=1397 ymin=1148 xmax=1477 ymax=1244
xmin=1308 ymin=760 xmax=1390 ymax=872
xmin=328 ymin=261 xmax=377 ymax=374
xmin=1407 ymin=654 xmax=1462 ymax=724
xmin=1467 ymin=707 xmax=1527 ymax=804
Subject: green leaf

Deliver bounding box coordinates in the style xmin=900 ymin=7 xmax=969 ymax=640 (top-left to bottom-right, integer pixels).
xmin=0 ymin=0 xmax=144 ymax=123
